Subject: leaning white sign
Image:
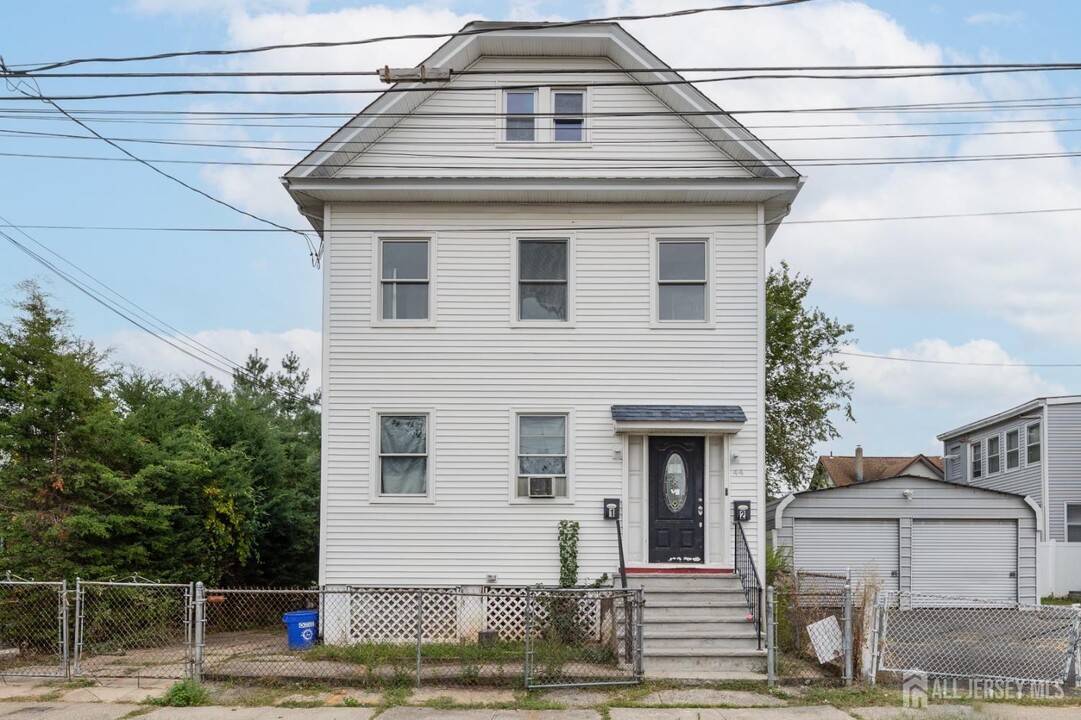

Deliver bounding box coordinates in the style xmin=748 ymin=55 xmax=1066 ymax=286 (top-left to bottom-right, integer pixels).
xmin=806 ymin=615 xmax=843 ymax=664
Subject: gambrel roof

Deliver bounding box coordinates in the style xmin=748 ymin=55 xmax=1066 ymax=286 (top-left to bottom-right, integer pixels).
xmin=282 ymin=21 xmax=803 ymax=238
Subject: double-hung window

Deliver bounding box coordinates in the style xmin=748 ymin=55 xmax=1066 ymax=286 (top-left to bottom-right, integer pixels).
xmin=657 ymin=239 xmax=708 ymax=322
xmin=518 ymin=239 xmax=568 ymax=321
xmin=504 ymin=88 xmax=585 ymax=142
xmin=1067 ymin=504 xmax=1081 ymax=542
xmin=505 ymin=90 xmax=537 ymax=142
xmin=1027 ymin=422 xmax=1042 ymax=464
xmin=380 ymin=239 xmax=429 ymax=320
xmin=1006 ymin=429 xmax=1020 ymax=469
xmin=553 ymin=91 xmax=584 ymax=142
xmin=987 ymin=435 xmax=1001 ymax=474
xmin=516 ymin=414 xmax=568 ymax=498
xmin=971 ymin=442 xmax=983 ymax=479
xmin=378 ymin=415 xmax=428 ymax=496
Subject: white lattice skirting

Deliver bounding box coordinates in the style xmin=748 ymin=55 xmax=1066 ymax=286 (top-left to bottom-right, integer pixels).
xmin=343 ymin=587 xmax=609 ymax=644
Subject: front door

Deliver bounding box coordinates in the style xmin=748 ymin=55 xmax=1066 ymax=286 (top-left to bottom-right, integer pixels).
xmin=648 ymin=436 xmax=705 ymax=563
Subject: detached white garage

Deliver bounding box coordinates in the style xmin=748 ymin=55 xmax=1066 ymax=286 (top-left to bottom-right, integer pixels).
xmin=770 ymin=476 xmax=1039 ymax=605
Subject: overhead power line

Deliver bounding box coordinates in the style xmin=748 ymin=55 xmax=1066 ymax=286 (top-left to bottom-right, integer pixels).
xmin=0 ymin=215 xmax=321 ymax=405
xmin=4 ymin=147 xmax=1080 ymax=168
xmin=0 ymin=59 xmax=320 ymax=263
xmin=12 ymin=0 xmax=814 ymax=73
xmin=7 ymin=205 xmax=1080 ymax=236
xmin=837 ymin=350 xmax=1081 ymax=369
xmin=9 ymin=62 xmax=1081 ymax=81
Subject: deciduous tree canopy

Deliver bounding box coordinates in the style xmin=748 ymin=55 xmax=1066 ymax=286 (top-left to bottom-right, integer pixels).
xmin=0 ymin=282 xmax=320 ymax=585
xmin=766 ymin=263 xmax=854 ymax=497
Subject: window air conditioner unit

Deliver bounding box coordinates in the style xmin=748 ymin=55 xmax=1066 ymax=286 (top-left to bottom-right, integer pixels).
xmin=527 ymin=477 xmax=555 ymax=498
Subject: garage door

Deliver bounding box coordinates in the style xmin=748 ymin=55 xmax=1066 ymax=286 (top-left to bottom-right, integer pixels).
xmin=793 ymin=519 xmax=899 ymax=592
xmin=912 ymin=519 xmax=1017 ymax=602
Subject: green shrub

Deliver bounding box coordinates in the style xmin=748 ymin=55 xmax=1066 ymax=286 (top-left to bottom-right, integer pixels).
xmin=154 ymin=680 xmax=209 ymax=707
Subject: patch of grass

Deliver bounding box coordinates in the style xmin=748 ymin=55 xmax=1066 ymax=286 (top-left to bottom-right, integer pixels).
xmin=342 ymin=696 xmax=361 ymax=707
xmin=153 ymin=680 xmax=210 ymax=707
xmin=788 ymin=685 xmax=902 ymax=708
xmin=1041 ymin=595 xmax=1078 ymax=606
xmin=119 ymin=708 xmax=156 ymax=719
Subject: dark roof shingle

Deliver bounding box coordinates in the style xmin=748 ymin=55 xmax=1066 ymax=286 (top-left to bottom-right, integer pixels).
xmin=611 ymin=405 xmax=746 ymax=423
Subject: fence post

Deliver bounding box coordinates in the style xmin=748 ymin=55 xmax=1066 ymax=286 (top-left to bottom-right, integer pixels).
xmin=59 ymin=580 xmax=70 ymax=679
xmin=415 ymin=590 xmax=424 ymax=688
xmin=868 ymin=591 xmax=884 ymax=685
xmin=72 ymin=578 xmax=83 ymax=678
xmin=523 ymin=587 xmax=534 ymax=689
xmin=192 ymin=582 xmax=205 ymax=683
xmin=766 ymin=585 xmax=775 ymax=687
xmin=843 ymin=581 xmax=853 ymax=686
xmin=634 ymin=588 xmax=645 ymax=680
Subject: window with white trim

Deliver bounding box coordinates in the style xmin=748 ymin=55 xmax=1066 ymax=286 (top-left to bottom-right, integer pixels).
xmin=1006 ymin=429 xmax=1020 ymax=470
xmin=987 ymin=435 xmax=1001 ymax=474
xmin=504 ymin=88 xmax=586 ymax=143
xmin=380 ymin=239 xmax=429 ymax=320
xmin=1067 ymin=503 xmax=1081 ymax=542
xmin=518 ymin=239 xmax=568 ymax=321
xmin=505 ymin=90 xmax=537 ymax=142
xmin=971 ymin=441 xmax=982 ymax=479
xmin=515 ymin=414 xmax=568 ymax=498
xmin=657 ymin=239 xmax=708 ymax=322
xmin=378 ymin=415 xmax=428 ymax=496
xmin=1027 ymin=422 xmax=1042 ymax=464
xmin=553 ymin=91 xmax=584 ymax=142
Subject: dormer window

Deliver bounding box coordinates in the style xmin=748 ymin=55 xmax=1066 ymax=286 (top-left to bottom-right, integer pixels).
xmin=504 ymin=88 xmax=586 ymax=143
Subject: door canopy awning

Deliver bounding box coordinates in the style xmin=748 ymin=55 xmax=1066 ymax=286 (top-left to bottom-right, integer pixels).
xmin=611 ymin=405 xmax=746 ymax=435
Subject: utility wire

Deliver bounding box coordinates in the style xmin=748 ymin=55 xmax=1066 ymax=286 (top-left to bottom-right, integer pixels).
xmin=13 ymin=0 xmax=815 ymax=74
xmin=0 ymin=58 xmax=319 ymax=263
xmin=837 ymin=350 xmax=1081 ymax=369
xmin=4 ymin=148 xmax=1080 ymax=168
xmin=0 ymin=220 xmax=321 ymax=405
xmin=7 ymin=205 xmax=1080 ymax=235
xmin=4 ymin=124 xmax=1081 ymax=150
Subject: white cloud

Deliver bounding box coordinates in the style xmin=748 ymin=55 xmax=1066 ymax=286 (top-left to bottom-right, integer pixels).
xmin=100 ymin=327 xmax=322 ymax=390
xmin=843 ymin=338 xmax=1065 ymax=414
xmin=127 ymin=0 xmax=309 ymax=16
xmin=965 ymin=11 xmax=1023 ymax=26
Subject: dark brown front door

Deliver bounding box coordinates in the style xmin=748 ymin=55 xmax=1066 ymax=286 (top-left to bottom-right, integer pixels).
xmin=648 ymin=436 xmax=705 ymax=563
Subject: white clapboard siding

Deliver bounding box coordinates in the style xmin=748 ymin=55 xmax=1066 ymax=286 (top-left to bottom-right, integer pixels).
xmin=336 ymin=56 xmax=753 ymax=180
xmin=321 ymin=202 xmax=763 ymax=586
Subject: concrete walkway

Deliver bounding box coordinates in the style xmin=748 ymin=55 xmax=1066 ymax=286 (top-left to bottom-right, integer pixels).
xmin=0 ymin=704 xmax=1078 ymax=719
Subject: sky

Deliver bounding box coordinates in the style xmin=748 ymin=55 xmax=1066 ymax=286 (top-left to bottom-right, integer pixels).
xmin=1 ymin=0 xmax=1080 ymax=463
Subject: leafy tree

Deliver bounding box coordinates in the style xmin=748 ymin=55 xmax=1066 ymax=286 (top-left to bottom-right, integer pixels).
xmin=0 ymin=282 xmax=160 ymax=579
xmin=765 ymin=262 xmax=854 ymax=497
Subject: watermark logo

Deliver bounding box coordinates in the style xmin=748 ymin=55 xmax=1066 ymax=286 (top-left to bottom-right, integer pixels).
xmin=900 ymin=674 xmax=1065 ymax=706
xmin=902 ymin=672 xmax=928 ymax=708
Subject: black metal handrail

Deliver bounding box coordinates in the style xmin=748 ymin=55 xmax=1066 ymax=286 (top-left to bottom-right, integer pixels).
xmin=734 ymin=519 xmax=763 ymax=649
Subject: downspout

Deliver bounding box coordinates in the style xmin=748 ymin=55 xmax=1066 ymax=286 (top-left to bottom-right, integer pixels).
xmin=1041 ymin=402 xmax=1051 ymax=541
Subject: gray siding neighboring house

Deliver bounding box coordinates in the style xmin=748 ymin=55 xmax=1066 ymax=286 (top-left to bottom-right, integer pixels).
xmin=939 ymin=396 xmax=1081 ymax=596
xmin=770 ymin=476 xmax=1040 ymax=605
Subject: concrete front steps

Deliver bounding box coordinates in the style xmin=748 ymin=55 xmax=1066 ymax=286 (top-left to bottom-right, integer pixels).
xmin=630 ymin=571 xmax=765 ymax=679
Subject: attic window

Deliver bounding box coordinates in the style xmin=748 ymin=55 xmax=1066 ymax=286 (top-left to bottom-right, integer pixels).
xmin=504 ymin=88 xmax=586 ymax=143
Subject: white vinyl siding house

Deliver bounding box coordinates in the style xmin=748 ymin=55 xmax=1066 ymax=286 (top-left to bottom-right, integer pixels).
xmin=283 ymin=22 xmax=802 ymax=595
xmin=940 ymin=396 xmax=1081 ymax=597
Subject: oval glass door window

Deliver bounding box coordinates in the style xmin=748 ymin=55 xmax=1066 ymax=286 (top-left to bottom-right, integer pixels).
xmin=663 ymin=453 xmax=688 ymax=512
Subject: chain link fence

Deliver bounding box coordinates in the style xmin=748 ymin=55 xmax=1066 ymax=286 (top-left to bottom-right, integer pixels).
xmin=766 ymin=572 xmax=854 ymax=687
xmin=73 ymin=579 xmax=193 ymax=680
xmin=0 ymin=579 xmax=68 ymax=678
xmin=195 ymin=585 xmax=642 ymax=689
xmin=0 ymin=576 xmax=644 ymax=688
xmin=874 ymin=591 xmax=1081 ymax=685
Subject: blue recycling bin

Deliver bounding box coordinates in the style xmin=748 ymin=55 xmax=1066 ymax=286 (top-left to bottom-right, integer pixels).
xmin=282 ymin=610 xmax=319 ymax=650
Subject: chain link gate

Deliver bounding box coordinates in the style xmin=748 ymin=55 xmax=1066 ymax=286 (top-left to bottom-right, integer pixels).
xmin=0 ymin=578 xmax=69 ymax=678
xmin=73 ymin=578 xmax=194 ymax=680
xmin=873 ymin=591 xmax=1081 ymax=686
xmin=524 ymin=587 xmax=643 ymax=689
